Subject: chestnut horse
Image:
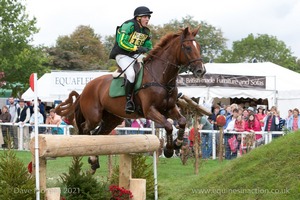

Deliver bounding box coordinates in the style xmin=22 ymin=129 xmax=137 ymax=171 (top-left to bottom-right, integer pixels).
xmin=56 ymin=27 xmax=206 ymax=172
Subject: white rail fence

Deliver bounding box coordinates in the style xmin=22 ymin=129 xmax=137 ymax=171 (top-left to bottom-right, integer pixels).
xmin=0 ymin=123 xmax=285 ymax=160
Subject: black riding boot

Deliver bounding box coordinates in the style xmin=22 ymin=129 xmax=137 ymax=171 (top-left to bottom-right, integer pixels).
xmin=125 ymin=81 xmax=135 ymax=114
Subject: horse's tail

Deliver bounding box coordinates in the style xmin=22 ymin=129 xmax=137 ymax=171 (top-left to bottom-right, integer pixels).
xmin=55 ymin=91 xmax=80 ymax=126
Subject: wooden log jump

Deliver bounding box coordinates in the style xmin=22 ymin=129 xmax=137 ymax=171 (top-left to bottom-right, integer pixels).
xmin=30 ymin=134 xmax=160 ymax=200
xmin=30 ymin=134 xmax=159 ymax=157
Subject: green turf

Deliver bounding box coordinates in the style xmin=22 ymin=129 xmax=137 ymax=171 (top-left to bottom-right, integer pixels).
xmin=2 ymin=132 xmax=300 ymax=199
xmin=168 ymin=132 xmax=300 ymax=200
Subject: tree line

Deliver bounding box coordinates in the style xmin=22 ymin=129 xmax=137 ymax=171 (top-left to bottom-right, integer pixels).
xmin=1 ymin=0 xmax=299 ymax=96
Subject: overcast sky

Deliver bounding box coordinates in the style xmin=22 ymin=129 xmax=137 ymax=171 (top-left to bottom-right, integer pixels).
xmin=26 ymin=0 xmax=300 ymax=58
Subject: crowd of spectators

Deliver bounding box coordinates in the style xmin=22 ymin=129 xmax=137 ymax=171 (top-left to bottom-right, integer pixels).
xmin=0 ymin=97 xmax=66 ymax=149
xmin=182 ymin=102 xmax=297 ymax=160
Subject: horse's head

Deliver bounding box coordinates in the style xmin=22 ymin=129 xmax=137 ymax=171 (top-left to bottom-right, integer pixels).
xmin=178 ymin=27 xmax=206 ymax=78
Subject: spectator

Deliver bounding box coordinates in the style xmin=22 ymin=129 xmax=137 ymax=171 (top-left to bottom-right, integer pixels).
xmin=285 ymin=109 xmax=293 ymax=127
xmin=286 ymin=108 xmax=300 ymax=131
xmin=242 ymin=109 xmax=249 ymax=121
xmin=263 ymin=106 xmax=280 ymax=139
xmin=38 ymin=98 xmax=47 ymax=123
xmin=7 ymin=97 xmax=19 ymax=148
xmin=234 ymin=115 xmax=245 ymax=132
xmin=29 ymin=107 xmax=45 ymax=134
xmin=245 ymin=113 xmax=262 ymax=148
xmin=198 ymin=116 xmax=213 ymax=159
xmin=13 ymin=99 xmax=31 ymax=149
xmin=224 ymin=108 xmax=239 ymax=160
xmin=225 ymin=105 xmax=231 ymax=117
xmin=277 ymin=111 xmax=286 ymax=131
xmin=208 ymin=104 xmax=221 ymax=130
xmin=256 ymin=106 xmax=266 ymax=129
xmin=233 ymin=114 xmax=245 ymax=155
xmin=247 ymin=106 xmax=256 ymax=115
xmin=245 ymin=113 xmax=262 ymax=139
xmin=7 ymin=97 xmax=19 ymax=122
xmin=0 ymin=105 xmax=11 ymax=148
xmin=46 ymin=109 xmax=62 ymax=134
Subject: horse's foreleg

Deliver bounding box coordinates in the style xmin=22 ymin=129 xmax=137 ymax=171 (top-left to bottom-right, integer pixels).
xmin=145 ymin=106 xmax=174 ymax=158
xmin=168 ymin=106 xmax=187 ymax=150
xmin=88 ymin=156 xmax=100 ymax=174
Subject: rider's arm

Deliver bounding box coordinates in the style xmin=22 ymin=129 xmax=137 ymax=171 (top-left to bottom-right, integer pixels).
xmin=117 ymin=22 xmax=138 ymax=52
xmin=143 ymin=38 xmax=153 ymax=51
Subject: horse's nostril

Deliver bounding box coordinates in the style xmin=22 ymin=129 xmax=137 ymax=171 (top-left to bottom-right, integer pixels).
xmin=196 ymin=69 xmax=202 ymax=75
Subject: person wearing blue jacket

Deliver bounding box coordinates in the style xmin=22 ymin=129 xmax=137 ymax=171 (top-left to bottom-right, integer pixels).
xmin=286 ymin=108 xmax=300 ymax=131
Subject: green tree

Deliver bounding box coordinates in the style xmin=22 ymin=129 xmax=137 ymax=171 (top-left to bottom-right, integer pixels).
xmin=49 ymin=25 xmax=107 ymax=70
xmin=0 ymin=0 xmax=48 ymax=97
xmin=150 ymin=16 xmax=227 ymax=63
xmin=104 ymin=16 xmax=227 ymax=65
xmin=4 ymin=46 xmax=49 ymax=96
xmin=216 ymin=34 xmax=298 ymax=70
xmin=0 ymin=142 xmax=38 ymax=199
xmin=60 ymin=156 xmax=109 ymax=199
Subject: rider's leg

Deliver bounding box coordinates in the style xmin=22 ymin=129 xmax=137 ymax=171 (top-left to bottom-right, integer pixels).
xmin=124 ymin=79 xmax=135 ymax=113
xmin=115 ymin=55 xmax=136 ymax=114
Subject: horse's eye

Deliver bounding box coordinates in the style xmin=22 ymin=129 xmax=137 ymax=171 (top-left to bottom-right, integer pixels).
xmin=185 ymin=46 xmax=192 ymax=52
xmin=184 ymin=46 xmax=192 ymax=52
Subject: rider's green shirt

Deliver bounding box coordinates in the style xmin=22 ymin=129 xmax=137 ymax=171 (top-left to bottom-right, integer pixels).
xmin=109 ymin=19 xmax=153 ymax=59
xmin=117 ymin=20 xmax=153 ymax=51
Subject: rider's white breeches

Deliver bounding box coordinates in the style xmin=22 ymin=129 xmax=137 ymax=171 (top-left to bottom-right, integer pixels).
xmin=116 ymin=54 xmax=142 ymax=83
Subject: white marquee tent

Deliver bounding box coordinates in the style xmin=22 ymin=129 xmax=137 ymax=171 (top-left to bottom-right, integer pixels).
xmin=22 ymin=70 xmax=111 ymax=102
xmin=22 ymin=62 xmax=300 ymax=113
xmin=178 ymin=62 xmax=300 ymax=113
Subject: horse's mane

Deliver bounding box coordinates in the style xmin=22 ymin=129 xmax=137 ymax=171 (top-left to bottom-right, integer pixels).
xmin=144 ymin=30 xmax=182 ymax=62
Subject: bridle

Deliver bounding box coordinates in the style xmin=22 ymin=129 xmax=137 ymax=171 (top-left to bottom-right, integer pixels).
xmin=180 ymin=34 xmax=203 ymax=73
xmin=142 ymin=33 xmax=202 ymax=88
xmin=141 ymin=32 xmax=204 ymax=113
xmin=146 ymin=33 xmax=203 ymax=74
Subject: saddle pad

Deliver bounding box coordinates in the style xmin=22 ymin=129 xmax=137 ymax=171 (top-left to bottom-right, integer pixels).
xmin=109 ymin=67 xmax=144 ymax=98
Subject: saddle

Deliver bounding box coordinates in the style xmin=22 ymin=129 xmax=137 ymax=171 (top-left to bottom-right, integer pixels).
xmin=109 ymin=62 xmax=144 ymax=98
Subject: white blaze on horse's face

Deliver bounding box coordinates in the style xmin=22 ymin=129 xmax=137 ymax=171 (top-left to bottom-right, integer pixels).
xmin=193 ymin=41 xmax=198 ymax=51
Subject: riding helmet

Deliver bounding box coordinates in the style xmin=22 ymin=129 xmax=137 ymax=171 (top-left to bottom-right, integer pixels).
xmin=134 ymin=6 xmax=153 ymax=17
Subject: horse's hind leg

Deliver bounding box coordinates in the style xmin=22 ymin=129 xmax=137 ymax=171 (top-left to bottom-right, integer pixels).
xmin=74 ymin=100 xmax=85 ymax=134
xmin=93 ymin=110 xmax=124 ymax=135
xmin=88 ymin=111 xmax=124 ymax=174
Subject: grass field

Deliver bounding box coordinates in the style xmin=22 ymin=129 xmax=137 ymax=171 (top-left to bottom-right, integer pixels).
xmin=2 ymin=131 xmax=300 ymax=199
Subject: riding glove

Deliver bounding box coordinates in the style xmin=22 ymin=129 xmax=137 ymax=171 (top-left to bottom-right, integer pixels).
xmin=137 ymin=46 xmax=148 ymax=54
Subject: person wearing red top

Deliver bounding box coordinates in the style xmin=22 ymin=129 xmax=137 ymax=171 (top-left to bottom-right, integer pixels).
xmin=256 ymin=106 xmax=266 ymax=129
xmin=234 ymin=115 xmax=245 ymax=132
xmin=245 ymin=113 xmax=262 ymax=140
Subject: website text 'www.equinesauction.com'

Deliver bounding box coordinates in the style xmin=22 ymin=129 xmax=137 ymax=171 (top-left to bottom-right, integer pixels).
xmin=191 ymin=188 xmax=290 ymax=195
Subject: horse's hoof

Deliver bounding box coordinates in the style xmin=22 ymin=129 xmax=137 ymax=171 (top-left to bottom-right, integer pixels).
xmin=173 ymin=140 xmax=183 ymax=150
xmin=88 ymin=156 xmax=100 ymax=171
xmin=163 ymin=148 xmax=174 ymax=158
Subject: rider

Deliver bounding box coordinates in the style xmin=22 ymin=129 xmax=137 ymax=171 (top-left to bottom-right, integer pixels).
xmin=109 ymin=6 xmax=153 ymax=114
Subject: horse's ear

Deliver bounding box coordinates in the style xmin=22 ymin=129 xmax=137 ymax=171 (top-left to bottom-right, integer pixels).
xmin=183 ymin=27 xmax=190 ymax=37
xmin=192 ymin=26 xmax=201 ymax=37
